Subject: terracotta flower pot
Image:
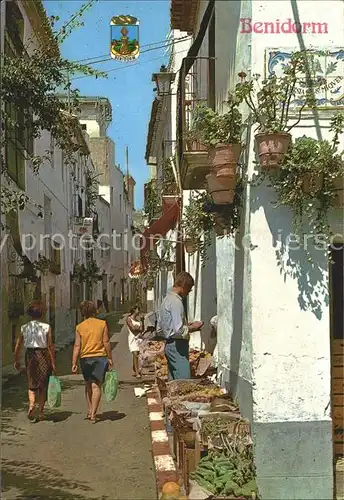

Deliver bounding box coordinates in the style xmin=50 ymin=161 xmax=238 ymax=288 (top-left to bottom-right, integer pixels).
xmin=255 ymin=132 xmax=291 ymax=168
xmin=184 ymin=238 xmax=197 ymax=254
xmin=208 ymin=143 xmax=241 ymax=178
xmin=206 ymin=172 xmax=235 ymax=204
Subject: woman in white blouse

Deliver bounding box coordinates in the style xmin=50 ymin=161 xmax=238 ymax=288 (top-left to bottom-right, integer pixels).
xmin=126 ymin=306 xmax=143 ymax=378
xmin=14 ymin=301 xmax=56 ymax=422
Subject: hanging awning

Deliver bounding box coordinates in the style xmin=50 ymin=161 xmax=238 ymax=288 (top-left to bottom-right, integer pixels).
xmin=140 ymin=200 xmax=180 ymax=268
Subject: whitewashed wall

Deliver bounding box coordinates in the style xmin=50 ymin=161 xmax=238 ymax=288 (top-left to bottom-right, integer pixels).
xmin=208 ymin=0 xmax=344 ymax=498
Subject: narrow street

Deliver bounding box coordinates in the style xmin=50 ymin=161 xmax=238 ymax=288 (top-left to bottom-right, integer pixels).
xmin=1 ymin=314 xmax=157 ymax=500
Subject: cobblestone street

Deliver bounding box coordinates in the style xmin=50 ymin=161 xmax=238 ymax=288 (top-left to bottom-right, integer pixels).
xmin=1 ymin=315 xmax=156 ymax=500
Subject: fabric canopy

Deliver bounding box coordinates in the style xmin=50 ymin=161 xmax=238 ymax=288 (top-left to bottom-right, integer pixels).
xmin=140 ymin=200 xmax=180 ymax=268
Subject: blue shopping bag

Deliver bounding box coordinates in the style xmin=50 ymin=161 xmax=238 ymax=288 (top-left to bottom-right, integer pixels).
xmin=103 ymin=370 xmax=119 ymax=403
xmin=47 ymin=375 xmax=62 ymax=408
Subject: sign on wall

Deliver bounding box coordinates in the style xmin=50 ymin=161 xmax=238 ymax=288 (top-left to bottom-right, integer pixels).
xmin=110 ymin=15 xmax=139 ymax=61
xmin=265 ymin=48 xmax=344 ymax=107
xmin=73 ymin=217 xmax=93 ymax=237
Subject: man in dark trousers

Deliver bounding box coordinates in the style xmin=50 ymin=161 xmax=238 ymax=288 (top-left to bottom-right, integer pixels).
xmin=157 ymin=272 xmax=203 ymax=379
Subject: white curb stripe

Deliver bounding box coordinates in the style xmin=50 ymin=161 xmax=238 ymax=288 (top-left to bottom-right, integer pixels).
xmin=154 ymin=455 xmax=176 ymax=472
xmin=147 ymin=397 xmax=159 ymax=405
xmin=149 ymin=411 xmax=164 ymax=421
xmin=151 ymin=430 xmax=168 ymax=442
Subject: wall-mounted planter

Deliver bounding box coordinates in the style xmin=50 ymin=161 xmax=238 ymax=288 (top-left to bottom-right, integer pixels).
xmin=302 ymin=173 xmax=343 ymax=208
xmin=255 ymin=132 xmax=291 ymax=168
xmin=206 ymin=172 xmax=235 ymax=205
xmin=208 ymin=143 xmax=241 ymax=178
xmin=184 ymin=238 xmax=198 ymax=254
xmin=332 ymin=176 xmax=344 ymax=208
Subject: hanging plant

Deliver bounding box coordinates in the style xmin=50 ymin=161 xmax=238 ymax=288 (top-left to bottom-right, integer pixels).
xmin=33 ymin=254 xmax=52 ymax=275
xmin=270 ymin=113 xmax=344 ymax=239
xmin=204 ymin=178 xmax=244 ymax=237
xmin=181 ymin=192 xmax=214 ymax=264
xmin=85 ymin=168 xmax=101 ymax=216
xmin=72 ymin=259 xmax=103 ymax=286
xmin=144 ymin=179 xmax=162 ymax=222
xmin=162 ymin=158 xmax=178 ymax=195
xmin=235 ymin=51 xmax=320 ymax=168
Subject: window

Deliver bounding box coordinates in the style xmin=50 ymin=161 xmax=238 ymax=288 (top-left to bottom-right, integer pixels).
xmin=110 ymin=187 xmax=114 ymax=206
xmin=81 ymin=124 xmax=87 ymax=131
xmin=77 ymin=195 xmax=83 ymax=217
xmin=4 ymin=4 xmax=32 ymax=190
xmin=51 ymin=241 xmax=61 ymax=275
xmin=61 ymin=150 xmax=65 ymax=181
xmin=120 ymin=194 xmax=122 ymax=212
xmin=50 ymin=135 xmax=55 ymax=169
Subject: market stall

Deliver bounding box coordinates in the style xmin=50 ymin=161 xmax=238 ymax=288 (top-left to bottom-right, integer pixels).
xmin=159 ymin=379 xmax=258 ymax=499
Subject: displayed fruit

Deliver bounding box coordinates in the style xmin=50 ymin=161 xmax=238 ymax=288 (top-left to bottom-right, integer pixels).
xmin=162 ymin=481 xmax=180 ymax=496
xmin=190 ymin=450 xmax=258 ymax=498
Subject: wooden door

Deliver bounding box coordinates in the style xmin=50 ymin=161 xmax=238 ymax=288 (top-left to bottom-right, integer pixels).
xmin=330 ymin=243 xmax=344 ymax=459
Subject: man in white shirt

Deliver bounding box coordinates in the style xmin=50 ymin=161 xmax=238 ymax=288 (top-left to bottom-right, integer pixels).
xmin=157 ymin=271 xmax=203 ymax=379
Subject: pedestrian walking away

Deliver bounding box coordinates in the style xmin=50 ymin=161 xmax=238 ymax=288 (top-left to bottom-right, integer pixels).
xmin=126 ymin=306 xmax=143 ymax=378
xmin=72 ymin=300 xmax=114 ymax=423
xmin=13 ymin=300 xmax=56 ymax=422
xmin=157 ymin=272 xmax=204 ymax=380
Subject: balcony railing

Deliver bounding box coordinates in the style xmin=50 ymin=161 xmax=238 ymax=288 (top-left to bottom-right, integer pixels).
xmin=177 ymin=56 xmax=213 ymax=189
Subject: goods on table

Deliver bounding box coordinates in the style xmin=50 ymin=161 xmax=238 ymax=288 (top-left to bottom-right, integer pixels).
xmin=178 ymin=387 xmax=227 ymax=403
xmin=190 ymin=450 xmax=258 ymax=498
xmin=166 ymin=379 xmax=215 ymax=397
xmin=201 ymin=414 xmax=246 ymax=441
xmin=140 ymin=340 xmax=165 ymax=370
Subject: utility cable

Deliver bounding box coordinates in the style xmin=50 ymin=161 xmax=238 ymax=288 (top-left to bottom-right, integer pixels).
xmin=72 ymin=36 xmax=192 ymax=68
xmin=72 ymin=35 xmax=191 ymax=64
xmin=71 ymin=48 xmax=189 ymax=81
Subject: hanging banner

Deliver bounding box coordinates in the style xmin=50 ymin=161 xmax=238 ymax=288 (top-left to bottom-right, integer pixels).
xmin=110 ymin=15 xmax=139 ymax=62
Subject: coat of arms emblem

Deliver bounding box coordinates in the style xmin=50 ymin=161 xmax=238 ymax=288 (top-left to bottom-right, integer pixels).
xmin=110 ymin=15 xmax=139 ymax=61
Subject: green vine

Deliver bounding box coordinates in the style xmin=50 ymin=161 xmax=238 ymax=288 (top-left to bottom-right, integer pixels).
xmin=162 ymin=158 xmax=178 ymax=195
xmin=270 ymin=113 xmax=344 ymax=240
xmin=85 ymin=168 xmax=101 ymax=216
xmin=144 ymin=179 xmax=162 ymax=222
xmin=181 ymin=192 xmax=215 ymax=264
xmin=1 ymin=0 xmax=106 ymax=216
xmin=72 ymin=259 xmax=103 ymax=287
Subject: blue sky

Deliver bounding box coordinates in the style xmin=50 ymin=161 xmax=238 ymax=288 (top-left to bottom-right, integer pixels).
xmin=44 ymin=0 xmax=170 ymax=209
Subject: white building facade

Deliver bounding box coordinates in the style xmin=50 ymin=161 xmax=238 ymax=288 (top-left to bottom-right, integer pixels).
xmin=143 ymin=1 xmax=344 ymax=498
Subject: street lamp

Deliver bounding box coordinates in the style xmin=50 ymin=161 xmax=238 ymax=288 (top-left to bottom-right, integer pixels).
xmin=152 ymin=65 xmax=175 ymax=97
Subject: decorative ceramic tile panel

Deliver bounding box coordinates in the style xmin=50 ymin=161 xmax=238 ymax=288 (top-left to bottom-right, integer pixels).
xmin=265 ymin=48 xmax=344 ymax=107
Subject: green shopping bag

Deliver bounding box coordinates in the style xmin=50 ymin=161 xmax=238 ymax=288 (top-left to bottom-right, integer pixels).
xmin=47 ymin=375 xmax=62 ymax=408
xmin=103 ymin=370 xmax=119 ymax=403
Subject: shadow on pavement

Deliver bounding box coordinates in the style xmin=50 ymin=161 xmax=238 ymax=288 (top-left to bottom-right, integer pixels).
xmin=44 ymin=411 xmax=75 ymax=423
xmin=99 ymin=411 xmax=126 ymax=422
xmin=2 ymin=459 xmax=111 ymax=500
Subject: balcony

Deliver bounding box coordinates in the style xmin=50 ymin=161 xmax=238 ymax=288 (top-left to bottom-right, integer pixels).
xmin=177 ymin=57 xmax=212 ymax=190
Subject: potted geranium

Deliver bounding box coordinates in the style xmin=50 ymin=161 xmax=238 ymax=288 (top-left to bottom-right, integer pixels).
xmin=236 ymin=51 xmax=318 ymax=169
xmin=189 ymin=94 xmax=243 ymax=204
